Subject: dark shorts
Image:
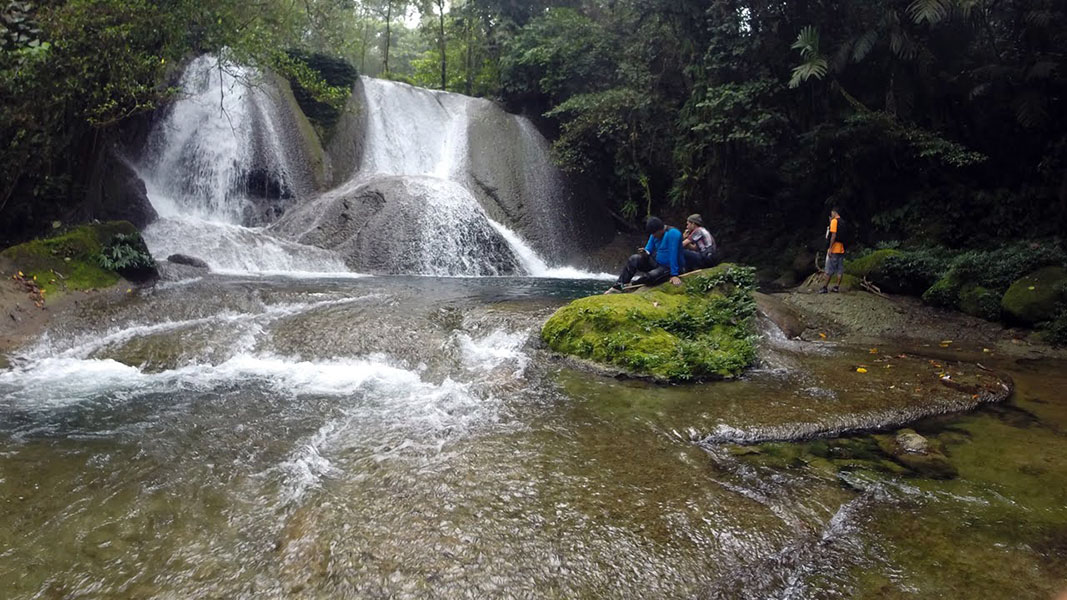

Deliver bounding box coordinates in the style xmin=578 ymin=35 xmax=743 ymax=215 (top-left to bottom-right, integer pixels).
xmin=826 ymin=253 xmax=845 ymax=276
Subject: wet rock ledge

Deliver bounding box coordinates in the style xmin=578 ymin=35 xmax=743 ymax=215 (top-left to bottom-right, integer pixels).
xmin=541 ymin=264 xmax=758 ymax=382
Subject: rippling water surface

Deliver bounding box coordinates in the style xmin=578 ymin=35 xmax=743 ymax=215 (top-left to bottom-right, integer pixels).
xmin=1 ymin=276 xmax=1064 ymax=598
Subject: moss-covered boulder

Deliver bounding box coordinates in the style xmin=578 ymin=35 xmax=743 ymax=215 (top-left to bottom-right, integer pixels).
xmin=921 ymin=272 xmax=964 ymax=308
xmin=1001 ymin=266 xmax=1067 ymax=324
xmin=845 ymin=249 xmax=901 ymax=280
xmin=958 ymin=283 xmax=1002 ymax=321
xmin=541 ymin=264 xmax=757 ymax=382
xmin=0 ymin=221 xmax=154 ymax=298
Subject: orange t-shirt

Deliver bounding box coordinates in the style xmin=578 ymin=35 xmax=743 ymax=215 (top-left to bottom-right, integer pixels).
xmin=829 ymin=218 xmax=845 ymax=254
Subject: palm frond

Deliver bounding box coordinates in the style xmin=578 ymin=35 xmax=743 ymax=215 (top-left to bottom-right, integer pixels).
xmin=908 ymin=0 xmax=952 ymax=24
xmin=851 ymin=29 xmax=879 ymax=63
xmin=791 ymin=25 xmax=821 ymax=59
xmin=789 ymin=58 xmax=828 ymax=89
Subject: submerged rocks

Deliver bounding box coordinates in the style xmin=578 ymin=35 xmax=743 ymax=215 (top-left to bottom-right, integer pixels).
xmin=875 ymin=429 xmax=958 ymax=479
xmin=1001 ymin=266 xmax=1067 ymax=324
xmin=541 ymin=265 xmax=758 ymax=382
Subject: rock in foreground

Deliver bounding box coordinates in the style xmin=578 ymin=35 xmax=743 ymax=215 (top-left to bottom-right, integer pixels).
xmin=541 ymin=264 xmax=758 ymax=382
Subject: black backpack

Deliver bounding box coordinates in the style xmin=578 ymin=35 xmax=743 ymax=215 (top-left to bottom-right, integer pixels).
xmin=834 ymin=218 xmax=855 ymax=246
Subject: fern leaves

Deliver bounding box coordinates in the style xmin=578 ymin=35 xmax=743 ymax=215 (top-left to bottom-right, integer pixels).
xmin=789 ymin=26 xmax=828 ymax=88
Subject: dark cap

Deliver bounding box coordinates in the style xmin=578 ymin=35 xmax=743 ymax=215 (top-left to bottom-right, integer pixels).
xmin=686 ymin=214 xmax=704 ymax=227
xmin=644 ymin=216 xmax=665 ymax=235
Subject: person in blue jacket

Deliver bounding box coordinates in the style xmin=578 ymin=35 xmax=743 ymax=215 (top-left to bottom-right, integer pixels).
xmin=606 ymin=216 xmax=685 ymax=294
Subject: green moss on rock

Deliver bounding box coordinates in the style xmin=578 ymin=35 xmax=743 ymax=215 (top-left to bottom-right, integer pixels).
xmin=0 ymin=221 xmax=142 ymax=298
xmin=845 ymin=249 xmax=901 ymax=279
xmin=922 ymin=273 xmax=964 ymax=308
xmin=541 ymin=264 xmax=757 ymax=382
xmin=958 ymin=284 xmax=1002 ymax=321
xmin=1000 ymin=266 xmax=1067 ymax=324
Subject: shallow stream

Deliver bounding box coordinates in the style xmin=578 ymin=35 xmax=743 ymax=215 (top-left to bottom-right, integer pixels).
xmin=1 ymin=276 xmax=1064 ymax=598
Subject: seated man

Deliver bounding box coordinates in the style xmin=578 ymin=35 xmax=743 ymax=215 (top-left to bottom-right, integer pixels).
xmin=681 ymin=213 xmax=718 ymax=270
xmin=606 ymin=216 xmax=685 ymax=294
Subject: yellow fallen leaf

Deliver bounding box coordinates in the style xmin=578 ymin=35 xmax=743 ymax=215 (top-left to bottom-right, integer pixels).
xmin=17 ymin=271 xmax=23 ymax=277
xmin=1028 ymin=286 xmax=1036 ymax=290
xmin=32 ymin=275 xmax=36 ymax=281
xmin=818 ymin=332 xmax=827 ymax=339
xmin=856 ymin=367 xmax=868 ymax=373
xmin=126 ymin=288 xmax=132 ymax=293
xmin=982 ymin=348 xmax=991 ymax=353
xmin=869 ymin=348 xmax=878 ymax=354
xmin=940 ymin=340 xmax=953 ymax=345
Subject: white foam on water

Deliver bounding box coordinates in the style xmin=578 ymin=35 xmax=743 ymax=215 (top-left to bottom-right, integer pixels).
xmin=0 ymin=357 xmax=152 ymax=407
xmin=143 ymin=217 xmax=353 ymax=276
xmin=456 ymin=328 xmax=531 ymax=376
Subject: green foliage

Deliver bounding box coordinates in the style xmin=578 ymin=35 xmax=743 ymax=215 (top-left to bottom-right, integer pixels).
xmin=878 ymin=249 xmax=954 ymax=296
xmin=96 ymin=233 xmax=155 ymax=272
xmin=789 ymin=25 xmax=828 ymax=88
xmin=278 ymin=50 xmax=356 ymax=132
xmin=1045 ymin=300 xmax=1067 ymax=346
xmin=541 ymin=264 xmax=757 ymax=382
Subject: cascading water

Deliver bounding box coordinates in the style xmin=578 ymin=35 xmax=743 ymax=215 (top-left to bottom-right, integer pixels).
xmin=137 ymin=56 xmax=352 ymax=275
xmin=273 ymin=77 xmax=610 ymax=278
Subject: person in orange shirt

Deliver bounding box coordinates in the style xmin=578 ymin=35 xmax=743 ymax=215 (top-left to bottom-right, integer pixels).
xmin=819 ymin=208 xmax=846 ymax=293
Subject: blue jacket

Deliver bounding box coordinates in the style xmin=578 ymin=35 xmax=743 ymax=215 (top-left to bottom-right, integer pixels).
xmin=645 ymin=227 xmax=685 ymax=276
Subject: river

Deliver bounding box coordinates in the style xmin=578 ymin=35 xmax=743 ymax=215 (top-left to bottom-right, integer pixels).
xmin=1 ymin=275 xmax=1064 ymax=598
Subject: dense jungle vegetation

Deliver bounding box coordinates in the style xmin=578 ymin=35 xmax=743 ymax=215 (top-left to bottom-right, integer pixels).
xmin=2 ymin=0 xmax=1065 ymax=253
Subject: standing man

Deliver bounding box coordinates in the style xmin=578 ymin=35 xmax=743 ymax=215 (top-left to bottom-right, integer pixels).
xmin=606 ymin=216 xmax=685 ymax=293
xmin=819 ymin=208 xmax=846 ymax=293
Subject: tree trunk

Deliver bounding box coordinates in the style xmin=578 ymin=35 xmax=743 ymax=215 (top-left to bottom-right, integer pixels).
xmin=438 ymin=0 xmax=447 ymax=90
xmin=384 ymin=1 xmax=392 ymax=74
xmin=465 ymin=10 xmax=473 ymax=95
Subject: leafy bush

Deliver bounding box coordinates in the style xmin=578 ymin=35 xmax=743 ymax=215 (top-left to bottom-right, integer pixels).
xmin=877 ymin=248 xmax=954 ymax=295
xmin=97 ymin=233 xmax=156 ymax=274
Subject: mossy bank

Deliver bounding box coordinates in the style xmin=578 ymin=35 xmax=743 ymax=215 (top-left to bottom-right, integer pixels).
xmin=541 ymin=264 xmax=758 ymax=382
xmin=0 ymin=221 xmax=156 ymax=299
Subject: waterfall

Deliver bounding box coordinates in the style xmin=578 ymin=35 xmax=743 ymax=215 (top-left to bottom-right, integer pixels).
xmin=273 ymin=77 xmax=608 ymax=278
xmin=138 ymin=56 xmax=351 ymax=275
xmin=138 ymin=58 xmax=606 ymax=278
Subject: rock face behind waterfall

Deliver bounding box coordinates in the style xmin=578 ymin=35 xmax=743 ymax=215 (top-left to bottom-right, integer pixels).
xmin=271 ymin=176 xmax=522 ymax=276
xmin=463 ymin=102 xmax=613 ymax=264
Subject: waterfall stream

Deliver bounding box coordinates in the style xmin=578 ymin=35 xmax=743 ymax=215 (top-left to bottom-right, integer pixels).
xmin=137 ymin=58 xmax=606 ymax=278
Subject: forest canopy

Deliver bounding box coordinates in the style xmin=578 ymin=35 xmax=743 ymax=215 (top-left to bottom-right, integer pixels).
xmin=2 ymin=0 xmax=1065 ymax=251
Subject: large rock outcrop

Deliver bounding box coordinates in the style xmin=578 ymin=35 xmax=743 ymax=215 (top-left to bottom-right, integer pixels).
xmin=270 ymin=176 xmax=522 ymax=275
xmin=464 ymin=101 xmax=614 ymax=265
xmin=541 ymin=265 xmax=758 ymax=381
xmin=84 ymin=152 xmax=158 ymax=229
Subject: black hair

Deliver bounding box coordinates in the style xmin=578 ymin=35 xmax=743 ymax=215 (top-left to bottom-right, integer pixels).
xmin=644 ymin=216 xmax=665 ymax=235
